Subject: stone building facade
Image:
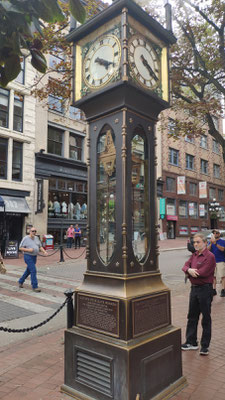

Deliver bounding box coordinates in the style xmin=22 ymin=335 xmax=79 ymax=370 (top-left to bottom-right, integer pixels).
xmin=0 ymin=56 xmax=36 ymax=245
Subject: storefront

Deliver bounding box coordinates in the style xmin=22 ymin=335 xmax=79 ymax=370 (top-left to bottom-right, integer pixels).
xmin=35 ymin=152 xmax=88 ymax=245
xmin=0 ymin=194 xmax=31 ymax=251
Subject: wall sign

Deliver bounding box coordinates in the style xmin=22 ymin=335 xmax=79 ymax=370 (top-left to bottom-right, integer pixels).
xmin=37 ymin=180 xmax=43 ymax=213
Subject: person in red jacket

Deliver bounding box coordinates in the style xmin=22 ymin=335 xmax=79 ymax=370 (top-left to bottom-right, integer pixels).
xmin=181 ymin=233 xmax=216 ymax=356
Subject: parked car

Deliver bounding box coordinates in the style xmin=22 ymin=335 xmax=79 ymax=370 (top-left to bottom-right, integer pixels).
xmin=187 ymin=230 xmax=225 ymax=253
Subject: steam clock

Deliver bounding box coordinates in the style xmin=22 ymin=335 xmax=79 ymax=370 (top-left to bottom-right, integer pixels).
xmin=62 ymin=0 xmax=186 ymax=399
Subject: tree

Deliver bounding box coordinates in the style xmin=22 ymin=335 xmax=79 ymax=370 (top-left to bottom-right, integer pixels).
xmin=31 ymin=0 xmax=104 ymax=108
xmin=0 ymin=0 xmax=86 ymax=87
xmin=169 ymin=0 xmax=225 ymax=146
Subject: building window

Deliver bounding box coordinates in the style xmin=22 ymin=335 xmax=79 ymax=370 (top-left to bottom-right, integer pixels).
xmin=0 ymin=137 xmax=8 ymax=179
xmin=179 ymin=200 xmax=188 ymax=218
xmin=12 ymin=141 xmax=23 ymax=181
xmin=189 ymin=182 xmax=197 ymax=196
xmin=199 ymin=204 xmax=207 ymax=219
xmin=213 ymin=164 xmax=220 ymax=178
xmin=69 ymin=105 xmax=85 ymax=120
xmin=169 ymin=148 xmax=179 ymax=166
xmin=186 ymin=154 xmax=194 ymax=170
xmin=179 ymin=226 xmax=188 ymax=235
xmin=15 ymin=57 xmax=25 ymax=84
xmin=189 ymin=202 xmax=198 ymax=218
xmin=48 ymin=95 xmax=64 ymax=113
xmin=191 ymin=184 xmax=198 ymax=198
xmin=185 ymin=134 xmax=194 ymax=143
xmin=168 ymin=118 xmax=177 ymax=135
xmin=48 ymin=126 xmax=63 ymax=156
xmin=48 ymin=177 xmax=87 ymax=220
xmin=213 ymin=139 xmax=220 ymax=154
xmin=218 ymin=189 xmax=224 ymax=202
xmin=0 ymin=88 xmax=9 ymax=128
xmin=166 ymin=198 xmax=176 ymax=216
xmin=200 ymin=159 xmax=208 ymax=174
xmin=166 ymin=177 xmax=175 ymax=192
xmin=69 ymin=134 xmax=83 ymax=161
xmin=13 ymin=94 xmax=23 ymax=132
xmin=209 ymin=187 xmax=216 ymax=200
xmin=200 ymin=134 xmax=208 ymax=149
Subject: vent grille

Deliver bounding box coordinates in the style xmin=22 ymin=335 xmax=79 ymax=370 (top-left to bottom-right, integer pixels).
xmin=75 ymin=349 xmax=113 ymax=396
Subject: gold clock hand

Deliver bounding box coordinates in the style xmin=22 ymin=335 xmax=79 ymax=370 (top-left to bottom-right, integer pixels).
xmin=140 ymin=55 xmax=158 ymax=82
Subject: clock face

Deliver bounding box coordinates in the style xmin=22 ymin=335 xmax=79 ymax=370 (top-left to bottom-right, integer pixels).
xmin=128 ymin=35 xmax=160 ymax=89
xmin=83 ymin=34 xmax=121 ymax=89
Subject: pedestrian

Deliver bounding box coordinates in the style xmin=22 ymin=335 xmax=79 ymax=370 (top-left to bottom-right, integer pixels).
xmin=207 ymin=229 xmax=225 ymax=297
xmin=18 ymin=227 xmax=47 ymax=292
xmin=181 ymin=233 xmax=216 ymax=356
xmin=74 ymin=224 xmax=81 ymax=249
xmin=66 ymin=224 xmax=74 ymax=248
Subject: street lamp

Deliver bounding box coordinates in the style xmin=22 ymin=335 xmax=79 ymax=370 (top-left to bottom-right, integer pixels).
xmin=208 ymin=198 xmax=222 ymax=229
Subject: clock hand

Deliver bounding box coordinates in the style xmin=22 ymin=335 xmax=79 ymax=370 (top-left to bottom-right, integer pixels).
xmin=95 ymin=57 xmax=114 ymax=70
xmin=140 ymin=55 xmax=158 ymax=82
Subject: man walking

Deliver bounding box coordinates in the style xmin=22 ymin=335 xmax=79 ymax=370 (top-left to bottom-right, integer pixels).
xmin=207 ymin=229 xmax=225 ymax=297
xmin=181 ymin=233 xmax=216 ymax=356
xmin=19 ymin=227 xmax=47 ymax=292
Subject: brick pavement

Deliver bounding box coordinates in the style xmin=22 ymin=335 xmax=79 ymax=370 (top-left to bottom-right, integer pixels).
xmin=1 ymin=240 xmax=225 ymax=399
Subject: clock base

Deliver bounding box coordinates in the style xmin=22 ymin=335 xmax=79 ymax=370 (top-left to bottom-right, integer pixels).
xmin=62 ymin=325 xmax=186 ymax=400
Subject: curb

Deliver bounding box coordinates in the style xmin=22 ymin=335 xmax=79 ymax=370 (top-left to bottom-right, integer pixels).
xmin=160 ymin=247 xmax=187 ymax=252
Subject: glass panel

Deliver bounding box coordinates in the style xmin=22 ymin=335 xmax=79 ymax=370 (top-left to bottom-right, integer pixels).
xmin=97 ymin=127 xmax=116 ymax=264
xmin=131 ymin=132 xmax=149 ymax=262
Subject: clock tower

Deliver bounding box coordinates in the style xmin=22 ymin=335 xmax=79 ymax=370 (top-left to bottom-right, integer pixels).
xmin=62 ymin=1 xmax=186 ymax=399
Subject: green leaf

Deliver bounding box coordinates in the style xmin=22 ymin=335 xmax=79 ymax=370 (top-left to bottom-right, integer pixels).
xmin=42 ymin=0 xmax=65 ymax=23
xmin=4 ymin=54 xmax=21 ymax=81
xmin=69 ymin=0 xmax=86 ymax=24
xmin=32 ymin=17 xmax=44 ymax=37
xmin=0 ymin=66 xmax=10 ymax=87
xmin=31 ymin=1 xmax=56 ymax=23
xmin=30 ymin=49 xmax=47 ymax=73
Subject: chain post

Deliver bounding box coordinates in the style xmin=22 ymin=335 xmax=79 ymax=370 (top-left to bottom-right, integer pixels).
xmin=59 ymin=244 xmax=65 ymax=262
xmin=64 ymin=289 xmax=74 ymax=328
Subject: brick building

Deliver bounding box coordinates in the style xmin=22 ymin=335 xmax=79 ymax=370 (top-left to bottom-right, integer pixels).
xmin=156 ymin=115 xmax=225 ymax=239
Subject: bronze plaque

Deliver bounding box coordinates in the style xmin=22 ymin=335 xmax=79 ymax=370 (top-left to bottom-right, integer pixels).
xmin=132 ymin=293 xmax=170 ymax=337
xmin=77 ymin=294 xmax=119 ymax=337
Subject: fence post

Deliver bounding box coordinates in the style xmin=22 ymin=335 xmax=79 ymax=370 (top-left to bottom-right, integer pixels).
xmin=64 ymin=290 xmax=74 ymax=328
xmin=59 ymin=244 xmax=65 ymax=262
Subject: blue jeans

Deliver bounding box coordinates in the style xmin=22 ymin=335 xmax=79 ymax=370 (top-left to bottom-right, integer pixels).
xmin=19 ymin=254 xmax=38 ymax=289
xmin=67 ymin=237 xmax=73 ymax=248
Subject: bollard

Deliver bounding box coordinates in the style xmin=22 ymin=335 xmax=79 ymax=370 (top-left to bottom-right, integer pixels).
xmin=64 ymin=290 xmax=74 ymax=328
xmin=59 ymin=244 xmax=65 ymax=262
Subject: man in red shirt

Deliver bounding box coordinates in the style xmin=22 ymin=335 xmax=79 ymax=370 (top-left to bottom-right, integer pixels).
xmin=182 ymin=233 xmax=216 ymax=356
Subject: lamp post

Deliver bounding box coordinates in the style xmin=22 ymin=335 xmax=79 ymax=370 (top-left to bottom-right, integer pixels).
xmin=209 ymin=198 xmax=222 ymax=229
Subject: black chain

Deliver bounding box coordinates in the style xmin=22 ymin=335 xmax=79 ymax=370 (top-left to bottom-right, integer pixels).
xmin=62 ymin=247 xmax=86 ymax=260
xmin=38 ymin=248 xmax=60 ymax=257
xmin=0 ymin=297 xmax=69 ymax=333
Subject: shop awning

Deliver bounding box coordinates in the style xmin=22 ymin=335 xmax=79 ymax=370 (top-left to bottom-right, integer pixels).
xmin=0 ymin=196 xmax=31 ymax=214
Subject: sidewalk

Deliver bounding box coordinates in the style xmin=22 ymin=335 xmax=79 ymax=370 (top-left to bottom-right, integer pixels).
xmin=2 ymin=238 xmax=187 ymax=269
xmin=2 ymin=241 xmax=225 ymax=399
xmin=1 ymin=281 xmax=225 ymax=400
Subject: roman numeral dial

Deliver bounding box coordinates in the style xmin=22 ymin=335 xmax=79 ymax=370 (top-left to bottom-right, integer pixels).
xmin=83 ymin=34 xmax=121 ymax=89
xmin=128 ymin=35 xmax=160 ymax=90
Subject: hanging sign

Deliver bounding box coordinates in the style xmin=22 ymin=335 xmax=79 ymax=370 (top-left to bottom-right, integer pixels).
xmin=177 ymin=176 xmax=186 ymax=195
xmin=199 ymin=181 xmax=207 ymax=199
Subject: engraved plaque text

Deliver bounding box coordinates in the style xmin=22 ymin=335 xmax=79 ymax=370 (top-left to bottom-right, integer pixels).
xmin=77 ymin=294 xmax=119 ymax=337
xmin=132 ymin=293 xmax=170 ymax=337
